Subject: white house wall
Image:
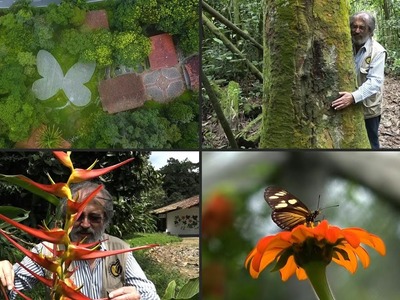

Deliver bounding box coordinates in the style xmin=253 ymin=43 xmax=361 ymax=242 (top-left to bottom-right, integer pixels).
xmin=167 ymin=207 xmax=199 ymax=236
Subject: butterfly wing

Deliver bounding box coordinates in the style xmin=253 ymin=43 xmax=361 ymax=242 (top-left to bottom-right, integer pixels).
xmin=264 ymin=187 xmax=311 ymax=230
xmin=63 ymin=61 xmax=96 ymax=107
xmin=32 ymin=50 xmax=64 ymax=100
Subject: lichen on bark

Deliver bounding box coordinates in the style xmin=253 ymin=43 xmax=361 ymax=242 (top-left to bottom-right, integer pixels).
xmin=261 ymin=0 xmax=369 ymax=148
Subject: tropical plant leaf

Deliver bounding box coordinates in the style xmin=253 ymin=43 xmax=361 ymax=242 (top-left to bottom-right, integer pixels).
xmin=162 ymin=280 xmax=177 ymax=300
xmin=0 ymin=206 xmax=29 ymax=229
xmin=176 ymin=277 xmax=199 ymax=299
xmin=0 ymin=174 xmax=60 ymax=206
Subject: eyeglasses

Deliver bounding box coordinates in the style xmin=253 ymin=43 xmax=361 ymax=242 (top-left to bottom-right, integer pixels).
xmin=351 ymin=25 xmax=366 ymax=31
xmin=75 ymin=213 xmax=104 ymax=224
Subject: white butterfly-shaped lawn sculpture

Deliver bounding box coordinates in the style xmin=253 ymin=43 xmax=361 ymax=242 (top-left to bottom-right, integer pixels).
xmin=32 ymin=50 xmax=96 ymax=107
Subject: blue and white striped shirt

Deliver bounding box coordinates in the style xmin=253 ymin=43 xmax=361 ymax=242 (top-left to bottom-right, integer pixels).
xmin=10 ymin=240 xmax=160 ymax=299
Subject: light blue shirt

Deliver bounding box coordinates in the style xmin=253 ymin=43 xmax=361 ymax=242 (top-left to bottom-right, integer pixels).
xmin=351 ymin=38 xmax=386 ymax=103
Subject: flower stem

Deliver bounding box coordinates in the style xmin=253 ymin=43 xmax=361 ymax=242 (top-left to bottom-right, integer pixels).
xmin=302 ymin=261 xmax=335 ymax=300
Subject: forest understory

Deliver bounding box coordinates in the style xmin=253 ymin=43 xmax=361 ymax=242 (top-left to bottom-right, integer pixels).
xmin=379 ymin=76 xmax=400 ymax=149
xmin=202 ymin=75 xmax=400 ymax=149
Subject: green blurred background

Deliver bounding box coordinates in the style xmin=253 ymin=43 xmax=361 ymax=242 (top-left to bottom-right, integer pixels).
xmin=202 ymin=151 xmax=399 ymax=300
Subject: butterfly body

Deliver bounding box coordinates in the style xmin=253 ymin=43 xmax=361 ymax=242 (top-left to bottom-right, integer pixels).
xmin=264 ymin=187 xmax=320 ymax=230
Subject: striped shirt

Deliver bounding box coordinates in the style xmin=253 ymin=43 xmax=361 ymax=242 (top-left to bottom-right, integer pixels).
xmin=352 ymin=37 xmax=386 ymax=103
xmin=9 ymin=240 xmax=160 ymax=300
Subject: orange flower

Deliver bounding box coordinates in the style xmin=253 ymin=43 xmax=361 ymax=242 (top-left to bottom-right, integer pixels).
xmin=202 ymin=193 xmax=234 ymax=239
xmin=245 ymin=220 xmax=385 ymax=281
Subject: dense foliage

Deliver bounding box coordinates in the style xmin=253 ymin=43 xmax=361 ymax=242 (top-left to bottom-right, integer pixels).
xmin=0 ymin=0 xmax=199 ymax=148
xmin=159 ymin=158 xmax=200 ymax=206
xmin=75 ymin=92 xmax=199 ymax=149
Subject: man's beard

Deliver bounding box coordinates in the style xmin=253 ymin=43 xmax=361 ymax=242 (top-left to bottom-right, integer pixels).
xmin=70 ymin=226 xmax=105 ymax=243
xmin=352 ymin=34 xmax=370 ymax=46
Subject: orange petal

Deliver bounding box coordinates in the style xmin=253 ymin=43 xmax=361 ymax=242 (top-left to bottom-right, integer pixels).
xmin=333 ymin=244 xmax=358 ymax=273
xmin=324 ymin=226 xmax=341 ymax=244
xmin=341 ymin=229 xmax=361 ymax=248
xmin=295 ymin=266 xmax=308 ymax=280
xmin=353 ymin=246 xmax=370 ymax=268
xmin=360 ymin=233 xmax=386 ymax=256
xmin=291 ymin=226 xmax=314 ymax=243
xmin=279 ymin=255 xmax=297 ymax=281
xmin=265 ymin=236 xmax=291 ymax=251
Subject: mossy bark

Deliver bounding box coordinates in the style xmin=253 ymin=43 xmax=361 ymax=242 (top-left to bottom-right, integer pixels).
xmin=260 ymin=0 xmax=370 ymax=148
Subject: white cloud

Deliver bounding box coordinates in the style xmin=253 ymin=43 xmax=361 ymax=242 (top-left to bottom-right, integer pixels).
xmin=150 ymin=151 xmax=199 ymax=170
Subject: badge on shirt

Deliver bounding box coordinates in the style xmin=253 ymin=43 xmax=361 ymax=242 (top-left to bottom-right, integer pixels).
xmin=109 ymin=258 xmax=122 ymax=278
xmin=365 ymin=56 xmax=371 ymax=64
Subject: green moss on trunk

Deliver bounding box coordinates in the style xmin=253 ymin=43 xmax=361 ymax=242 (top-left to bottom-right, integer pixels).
xmin=260 ymin=0 xmax=369 ymax=148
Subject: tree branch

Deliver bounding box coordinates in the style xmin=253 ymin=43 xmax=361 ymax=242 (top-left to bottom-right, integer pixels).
xmin=201 ymin=70 xmax=239 ymax=149
xmin=202 ymin=13 xmax=263 ymax=82
xmin=202 ymin=0 xmax=263 ymax=51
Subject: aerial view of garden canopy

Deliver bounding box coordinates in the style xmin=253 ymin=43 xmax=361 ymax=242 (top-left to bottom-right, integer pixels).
xmin=0 ymin=0 xmax=199 ymax=149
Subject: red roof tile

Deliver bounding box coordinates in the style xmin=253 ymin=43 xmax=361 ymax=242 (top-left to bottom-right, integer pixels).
xmin=148 ymin=33 xmax=179 ymax=70
xmin=99 ymin=73 xmax=147 ymax=114
xmin=84 ymin=10 xmax=109 ymax=30
xmin=151 ymin=196 xmax=199 ymax=214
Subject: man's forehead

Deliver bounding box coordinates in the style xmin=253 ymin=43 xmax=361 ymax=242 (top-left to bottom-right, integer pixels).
xmin=353 ymin=18 xmax=366 ymax=25
xmin=83 ymin=202 xmax=105 ymax=213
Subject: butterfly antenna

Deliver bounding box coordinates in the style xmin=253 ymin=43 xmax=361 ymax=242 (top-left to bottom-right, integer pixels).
xmin=320 ymin=204 xmax=340 ymax=211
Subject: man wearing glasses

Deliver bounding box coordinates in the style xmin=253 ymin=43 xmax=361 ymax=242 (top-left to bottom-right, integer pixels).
xmin=0 ymin=182 xmax=159 ymax=300
xmin=331 ymin=11 xmax=387 ymax=149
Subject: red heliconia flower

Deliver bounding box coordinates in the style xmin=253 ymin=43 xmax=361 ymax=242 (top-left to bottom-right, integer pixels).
xmin=67 ymin=158 xmax=134 ymax=184
xmin=17 ymin=263 xmax=108 ymax=300
xmin=0 ymin=230 xmax=63 ymax=276
xmin=67 ymin=185 xmax=103 ymax=216
xmin=16 ymin=175 xmax=71 ymax=199
xmin=0 ymin=215 xmax=69 ymax=245
xmin=53 ymin=151 xmax=73 ymax=170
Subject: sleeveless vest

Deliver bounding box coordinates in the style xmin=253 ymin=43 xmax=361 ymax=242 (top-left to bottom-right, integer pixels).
xmin=356 ymin=38 xmax=386 ymax=119
xmin=42 ymin=234 xmax=129 ymax=298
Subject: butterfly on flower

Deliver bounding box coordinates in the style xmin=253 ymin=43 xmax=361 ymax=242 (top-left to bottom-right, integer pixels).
xmin=32 ymin=50 xmax=96 ymax=107
xmin=264 ymin=186 xmax=325 ymax=231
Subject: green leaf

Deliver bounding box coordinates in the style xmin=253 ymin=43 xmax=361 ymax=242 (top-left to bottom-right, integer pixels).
xmin=0 ymin=174 xmax=60 ymax=206
xmin=162 ymin=280 xmax=177 ymax=300
xmin=176 ymin=277 xmax=199 ymax=299
xmin=0 ymin=206 xmax=29 ymax=229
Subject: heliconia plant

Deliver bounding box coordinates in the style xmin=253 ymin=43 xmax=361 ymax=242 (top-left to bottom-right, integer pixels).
xmin=0 ymin=151 xmax=158 ymax=300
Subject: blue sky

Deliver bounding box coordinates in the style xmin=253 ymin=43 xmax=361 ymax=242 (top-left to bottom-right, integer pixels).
xmin=149 ymin=151 xmax=199 ymax=170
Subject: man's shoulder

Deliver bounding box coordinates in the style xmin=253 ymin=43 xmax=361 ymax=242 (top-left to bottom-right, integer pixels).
xmin=371 ymin=38 xmax=386 ymax=53
xmin=103 ymin=233 xmax=130 ymax=249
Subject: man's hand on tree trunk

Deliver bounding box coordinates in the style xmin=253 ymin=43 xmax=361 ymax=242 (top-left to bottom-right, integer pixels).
xmin=331 ymin=92 xmax=355 ymax=110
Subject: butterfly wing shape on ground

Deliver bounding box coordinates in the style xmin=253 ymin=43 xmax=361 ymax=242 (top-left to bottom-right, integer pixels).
xmin=32 ymin=50 xmax=64 ymax=100
xmin=63 ymin=61 xmax=96 ymax=107
xmin=264 ymin=187 xmax=318 ymax=230
xmin=32 ymin=50 xmax=96 ymax=107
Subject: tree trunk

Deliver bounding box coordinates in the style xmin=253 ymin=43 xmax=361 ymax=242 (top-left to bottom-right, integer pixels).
xmin=260 ymin=0 xmax=370 ymax=148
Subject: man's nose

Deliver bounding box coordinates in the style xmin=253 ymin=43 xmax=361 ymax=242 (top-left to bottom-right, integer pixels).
xmin=80 ymin=217 xmax=91 ymax=228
